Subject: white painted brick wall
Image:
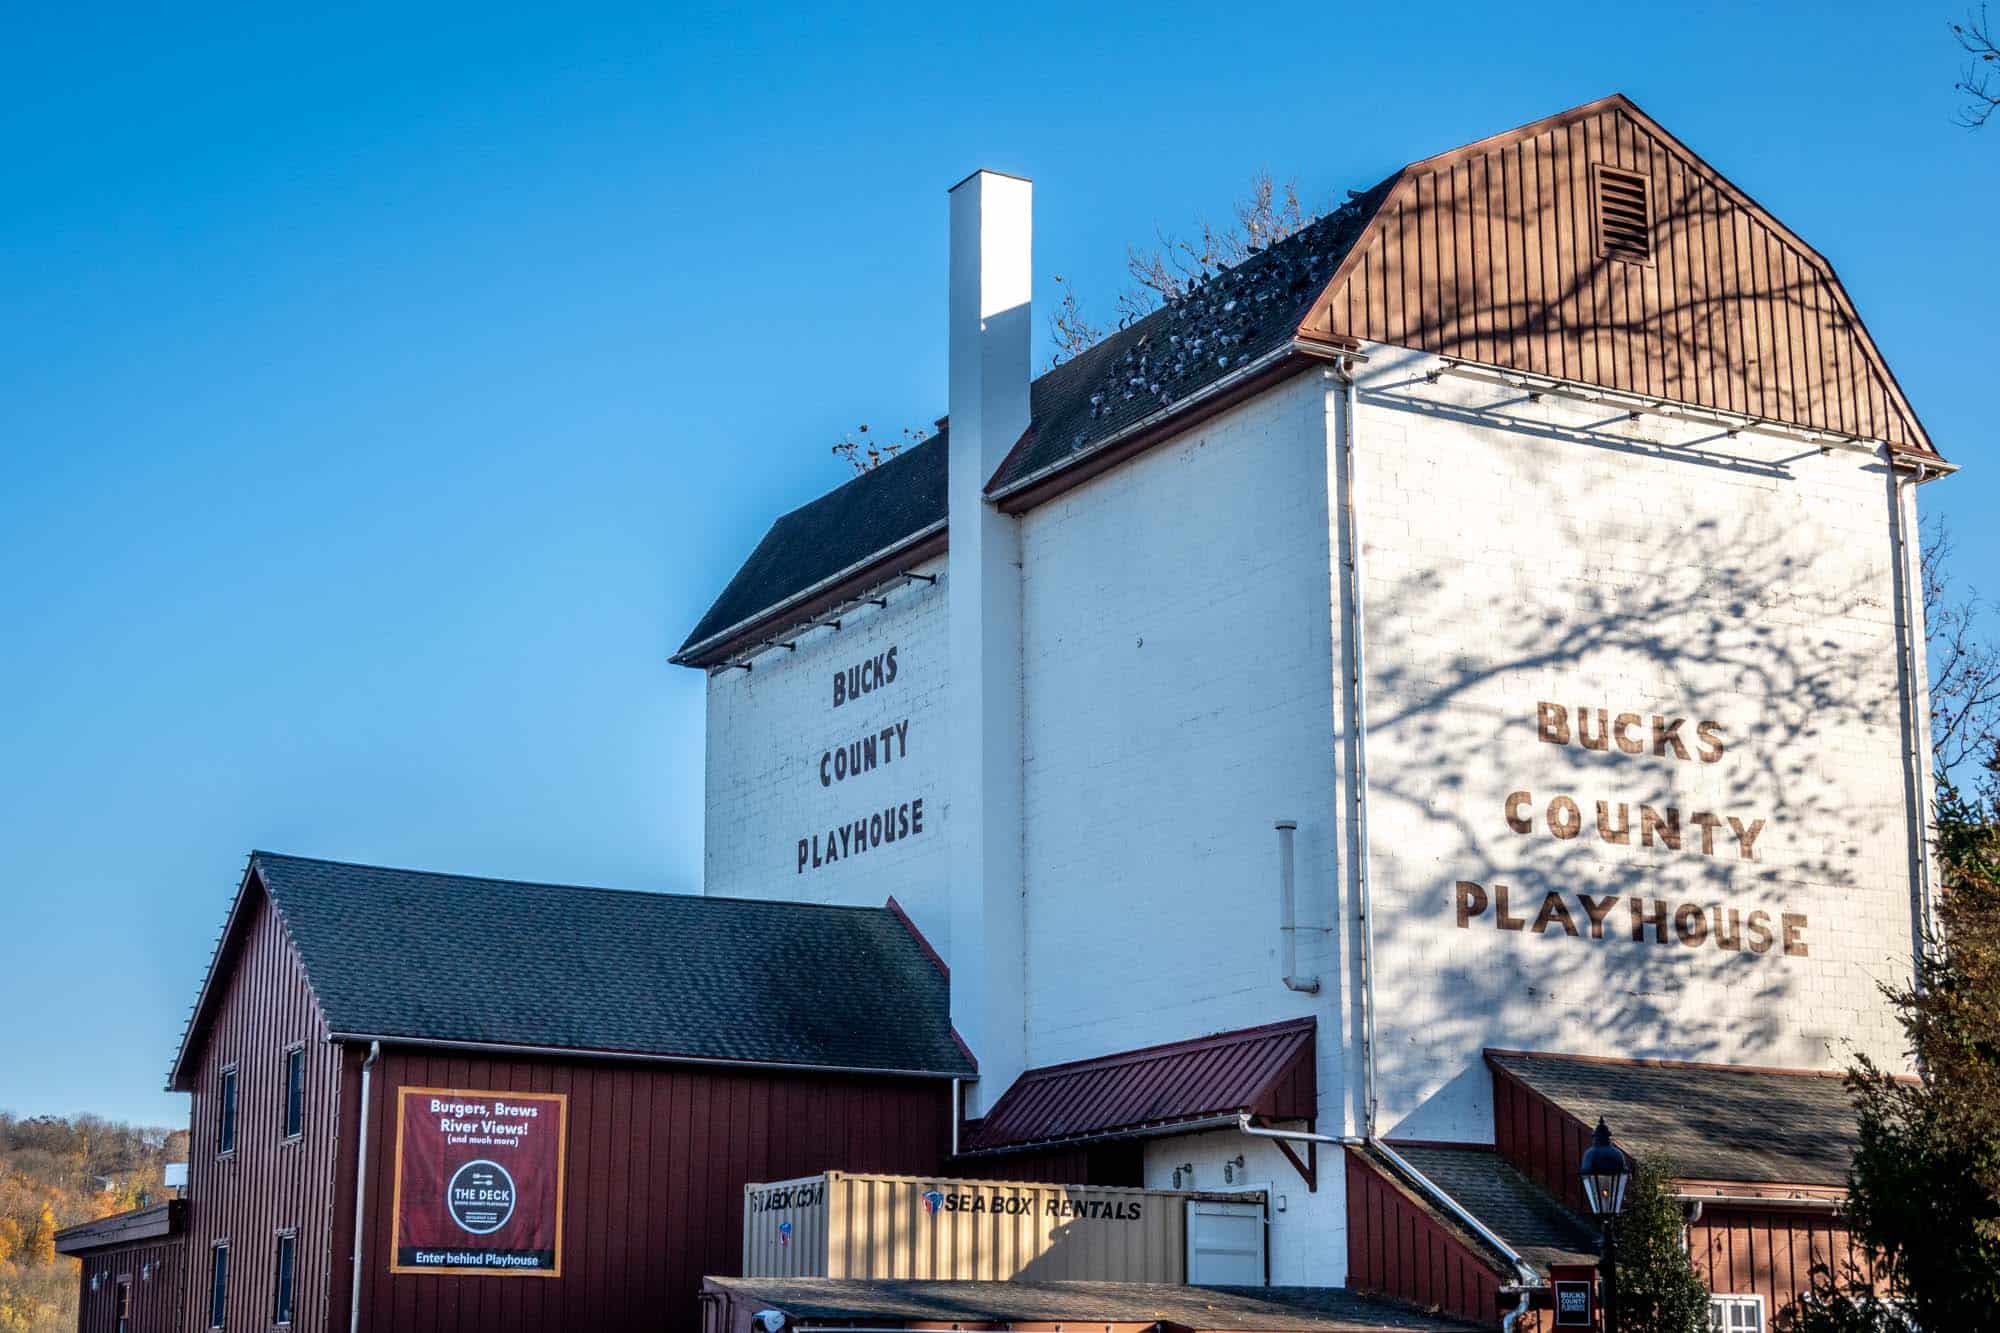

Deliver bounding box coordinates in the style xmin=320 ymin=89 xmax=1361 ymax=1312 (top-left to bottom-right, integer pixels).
xmin=1348 ymin=343 xmax=1922 ymax=1141
xmin=702 ymin=554 xmax=952 ymax=951
xmin=1016 ymin=373 xmax=1352 ymax=1284
xmin=1018 ymin=372 xmax=1340 ymax=1068
xmin=1143 ymin=1126 xmax=1345 ymax=1286
xmin=696 ymin=341 xmax=1925 ymax=1288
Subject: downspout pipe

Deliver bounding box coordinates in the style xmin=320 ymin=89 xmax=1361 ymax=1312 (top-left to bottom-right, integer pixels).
xmin=348 ymin=1040 xmax=381 ymax=1333
xmin=1885 ymin=445 xmax=1937 ymax=974
xmin=1334 ymin=359 xmax=1379 ymax=1138
xmin=1369 ymin=1138 xmax=1542 ymax=1328
xmin=950 ymin=1078 xmax=962 ymax=1158
xmin=1335 ymin=357 xmax=1536 ymax=1325
xmin=1276 ymin=820 xmax=1319 ymax=993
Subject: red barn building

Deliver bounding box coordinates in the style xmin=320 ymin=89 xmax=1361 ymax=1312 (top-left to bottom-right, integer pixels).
xmin=143 ymin=851 xmax=972 ymax=1333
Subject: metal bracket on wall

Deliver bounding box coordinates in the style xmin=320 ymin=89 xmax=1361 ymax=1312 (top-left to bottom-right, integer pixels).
xmin=1271 ymin=1137 xmax=1317 ymax=1192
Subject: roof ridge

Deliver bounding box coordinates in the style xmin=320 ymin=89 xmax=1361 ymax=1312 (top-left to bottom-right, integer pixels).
xmin=250 ymin=849 xmax=900 ymax=917
xmin=1484 ymin=1046 xmax=1854 ymax=1081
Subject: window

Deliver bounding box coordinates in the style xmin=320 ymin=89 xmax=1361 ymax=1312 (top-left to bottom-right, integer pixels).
xmin=282 ymin=1047 xmax=304 ymax=1139
xmin=1709 ymin=1294 xmax=1766 ymax=1332
xmin=272 ymin=1232 xmax=296 ymax=1326
xmin=217 ymin=1065 xmax=238 ymax=1156
xmin=116 ymin=1278 xmax=131 ymax=1333
xmin=1593 ymin=163 xmax=1653 ymax=264
xmin=209 ymin=1242 xmax=228 ymax=1330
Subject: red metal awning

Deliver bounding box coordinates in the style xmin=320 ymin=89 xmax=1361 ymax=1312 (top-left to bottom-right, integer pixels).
xmin=959 ymin=1017 xmax=1316 ymax=1155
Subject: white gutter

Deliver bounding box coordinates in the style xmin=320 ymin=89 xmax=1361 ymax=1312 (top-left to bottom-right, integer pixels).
xmin=671 ymin=519 xmax=946 ymax=666
xmin=960 ymin=1112 xmax=1245 ymax=1158
xmin=1333 ymin=360 xmax=1380 ymax=1138
xmin=1431 ymin=357 xmax=1890 ymax=458
xmin=347 ymin=1040 xmax=380 ymax=1333
xmin=988 ymin=342 xmax=1304 ymax=503
xmin=1673 ymin=1190 xmax=1843 ymax=1213
xmin=325 ymin=1032 xmax=966 ymax=1082
xmin=1885 ymin=446 xmax=1938 ymax=971
xmin=1236 ymin=1112 xmax=1342 ymax=1150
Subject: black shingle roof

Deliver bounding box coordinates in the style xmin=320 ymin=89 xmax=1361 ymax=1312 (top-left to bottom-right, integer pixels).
xmin=675 ymin=179 xmax=1395 ymax=663
xmin=1381 ymin=1143 xmax=1599 ymax=1273
xmin=1487 ymin=1050 xmax=1862 ymax=1187
xmin=178 ymin=852 xmax=971 ymax=1081
xmin=677 ymin=430 xmax=949 ymax=657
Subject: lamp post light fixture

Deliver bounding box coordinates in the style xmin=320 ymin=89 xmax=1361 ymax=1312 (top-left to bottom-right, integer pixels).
xmin=1580 ymin=1117 xmax=1632 ymax=1222
xmin=1578 ymin=1117 xmax=1632 ymax=1332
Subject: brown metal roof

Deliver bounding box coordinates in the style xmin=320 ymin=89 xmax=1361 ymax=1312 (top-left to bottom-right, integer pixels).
xmin=702 ymin=1277 xmax=1486 ymax=1331
xmin=959 ymin=1018 xmax=1315 ymax=1155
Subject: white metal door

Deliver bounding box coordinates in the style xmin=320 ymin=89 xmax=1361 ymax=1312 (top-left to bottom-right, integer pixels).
xmin=1185 ymin=1199 xmax=1266 ymax=1285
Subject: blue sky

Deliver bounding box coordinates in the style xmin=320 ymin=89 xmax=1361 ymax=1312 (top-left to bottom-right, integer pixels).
xmin=2 ymin=2 xmax=1992 ymax=1126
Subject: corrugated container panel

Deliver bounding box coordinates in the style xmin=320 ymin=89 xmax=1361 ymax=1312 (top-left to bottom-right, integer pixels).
xmin=745 ymin=1171 xmax=1264 ymax=1285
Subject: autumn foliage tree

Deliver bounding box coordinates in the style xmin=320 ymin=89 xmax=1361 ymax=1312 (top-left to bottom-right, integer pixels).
xmin=0 ymin=1112 xmax=184 ymax=1333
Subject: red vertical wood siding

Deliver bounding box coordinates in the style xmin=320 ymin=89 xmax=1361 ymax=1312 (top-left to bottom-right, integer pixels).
xmin=1689 ymin=1207 xmax=1875 ymax=1325
xmin=1490 ymin=1066 xmax=1593 ymax=1216
xmin=1300 ymin=97 xmax=1931 ymax=454
xmin=1343 ymin=1149 xmax=1505 ymax=1327
xmin=181 ymin=885 xmax=345 ymax=1333
xmin=73 ymin=1239 xmax=186 ymax=1333
xmin=345 ymin=1047 xmax=953 ymax=1333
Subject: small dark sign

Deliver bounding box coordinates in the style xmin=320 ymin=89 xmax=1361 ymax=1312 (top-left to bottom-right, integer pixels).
xmin=1553 ymin=1277 xmax=1594 ymax=1327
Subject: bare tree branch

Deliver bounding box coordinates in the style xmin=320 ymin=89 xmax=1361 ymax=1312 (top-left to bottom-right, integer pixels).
xmin=1046 ymin=171 xmax=1320 ymax=365
xmin=831 ymin=423 xmax=920 ymax=476
xmin=1925 ymin=516 xmax=2000 ymax=788
xmin=1046 ymin=275 xmax=1103 ymax=366
xmin=1953 ymin=5 xmax=2000 ymax=128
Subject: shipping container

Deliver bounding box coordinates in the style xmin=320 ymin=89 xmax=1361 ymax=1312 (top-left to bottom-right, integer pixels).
xmin=742 ymin=1171 xmax=1266 ymax=1284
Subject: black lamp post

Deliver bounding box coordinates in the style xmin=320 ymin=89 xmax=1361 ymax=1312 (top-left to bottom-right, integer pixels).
xmin=1578 ymin=1117 xmax=1632 ymax=1331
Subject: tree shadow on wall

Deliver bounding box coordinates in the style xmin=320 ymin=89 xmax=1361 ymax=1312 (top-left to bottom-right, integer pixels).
xmin=1334 ymin=353 xmax=1919 ymax=1138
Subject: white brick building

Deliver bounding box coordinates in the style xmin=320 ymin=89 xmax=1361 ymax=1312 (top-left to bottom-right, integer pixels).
xmin=675 ymin=94 xmax=1952 ymax=1326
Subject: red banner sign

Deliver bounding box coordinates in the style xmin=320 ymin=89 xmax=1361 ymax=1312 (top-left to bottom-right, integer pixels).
xmin=390 ymin=1086 xmax=567 ymax=1276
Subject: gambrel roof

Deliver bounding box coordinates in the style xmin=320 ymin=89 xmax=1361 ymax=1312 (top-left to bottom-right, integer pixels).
xmin=677 ymin=94 xmax=1939 ymax=667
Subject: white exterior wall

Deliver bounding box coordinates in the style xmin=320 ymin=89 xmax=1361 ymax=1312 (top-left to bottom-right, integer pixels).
xmin=1017 ymin=373 xmax=1340 ymax=1067
xmin=1346 ymin=344 xmax=1922 ymax=1141
xmin=1141 ymin=1126 xmax=1344 ymax=1286
xmin=702 ymin=553 xmax=952 ymax=949
xmin=1016 ymin=372 xmax=1353 ymax=1284
xmin=694 ymin=341 xmax=1925 ymax=1289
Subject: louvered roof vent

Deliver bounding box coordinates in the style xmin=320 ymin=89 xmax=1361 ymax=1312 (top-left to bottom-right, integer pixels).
xmin=1594 ymin=165 xmax=1652 ymax=263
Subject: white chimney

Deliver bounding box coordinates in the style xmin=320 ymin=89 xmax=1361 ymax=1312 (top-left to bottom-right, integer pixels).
xmin=946 ymin=169 xmax=1030 ymax=1115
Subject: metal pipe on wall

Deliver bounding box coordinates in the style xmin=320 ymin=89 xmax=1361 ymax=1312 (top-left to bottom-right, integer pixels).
xmin=348 ymin=1040 xmax=381 ymax=1333
xmin=1275 ymin=820 xmax=1319 ymax=993
xmin=1885 ymin=447 xmax=1938 ymax=975
xmin=1334 ymin=360 xmax=1380 ymax=1138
